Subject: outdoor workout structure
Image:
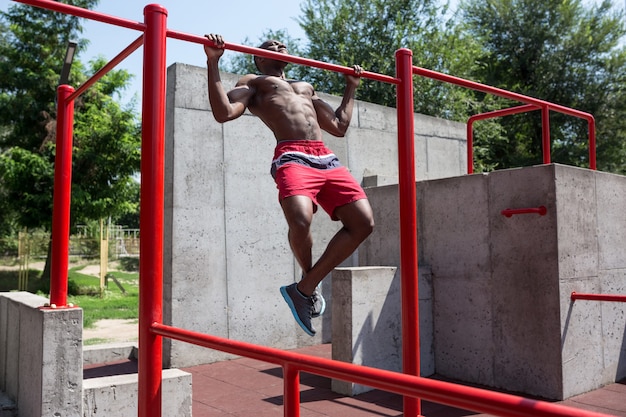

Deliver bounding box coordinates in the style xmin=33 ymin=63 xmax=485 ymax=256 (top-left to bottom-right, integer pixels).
xmin=11 ymin=0 xmax=626 ymax=416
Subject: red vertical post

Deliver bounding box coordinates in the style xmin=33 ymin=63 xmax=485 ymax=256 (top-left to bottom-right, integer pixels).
xmin=283 ymin=364 xmax=301 ymax=417
xmin=138 ymin=4 xmax=167 ymax=417
xmin=395 ymin=48 xmax=421 ymax=417
xmin=588 ymin=117 xmax=596 ymax=170
xmin=541 ymin=105 xmax=551 ymax=164
xmin=49 ymin=84 xmax=75 ymax=308
xmin=467 ymin=121 xmax=475 ymax=174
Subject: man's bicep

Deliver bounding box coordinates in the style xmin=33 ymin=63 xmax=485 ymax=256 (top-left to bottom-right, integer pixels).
xmin=312 ymin=96 xmax=343 ymax=135
xmin=223 ymin=86 xmax=253 ymax=118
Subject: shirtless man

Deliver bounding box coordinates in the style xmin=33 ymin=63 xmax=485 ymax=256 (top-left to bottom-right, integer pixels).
xmin=204 ymin=34 xmax=374 ymax=336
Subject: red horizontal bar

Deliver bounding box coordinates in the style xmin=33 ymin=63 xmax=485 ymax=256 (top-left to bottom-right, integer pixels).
xmin=412 ymin=66 xmax=593 ymax=123
xmin=13 ymin=0 xmax=145 ymax=32
xmin=151 ymin=322 xmax=613 ymax=417
xmin=169 ymin=29 xmax=400 ymax=85
xmin=571 ymin=292 xmax=626 ymax=302
xmin=501 ymin=206 xmax=547 ymax=218
xmin=13 ymin=0 xmax=399 ymax=85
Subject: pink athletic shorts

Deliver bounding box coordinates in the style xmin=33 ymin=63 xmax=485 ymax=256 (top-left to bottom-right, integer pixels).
xmin=271 ymin=140 xmax=367 ymax=220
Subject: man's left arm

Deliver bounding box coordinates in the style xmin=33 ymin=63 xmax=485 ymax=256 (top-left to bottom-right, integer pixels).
xmin=314 ymin=65 xmax=362 ymax=137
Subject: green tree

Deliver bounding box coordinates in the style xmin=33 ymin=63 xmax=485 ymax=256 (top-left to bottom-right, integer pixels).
xmin=461 ymin=0 xmax=626 ymax=173
xmin=0 ymin=1 xmax=141 ymax=280
xmin=297 ymin=0 xmax=480 ymax=121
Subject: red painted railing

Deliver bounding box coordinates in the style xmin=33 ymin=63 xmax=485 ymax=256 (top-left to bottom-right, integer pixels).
xmin=411 ymin=67 xmax=597 ymax=174
xmin=571 ymin=292 xmax=626 ymax=302
xmin=16 ymin=1 xmax=614 ymax=416
xmin=501 ymin=206 xmax=548 ymax=217
xmin=152 ymin=322 xmax=614 ymax=417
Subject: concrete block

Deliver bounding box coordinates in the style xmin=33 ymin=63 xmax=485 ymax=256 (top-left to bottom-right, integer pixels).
xmin=83 ymin=369 xmax=192 ymax=417
xmin=554 ymin=165 xmax=598 ymax=279
xmin=83 ymin=342 xmax=137 ymax=366
xmin=331 ymin=267 xmax=400 ymax=396
xmin=595 ymin=170 xmax=626 ymax=270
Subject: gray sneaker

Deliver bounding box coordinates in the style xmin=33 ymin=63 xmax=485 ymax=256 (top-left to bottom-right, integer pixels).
xmin=280 ymin=283 xmax=316 ymax=336
xmin=311 ymin=288 xmax=326 ymax=318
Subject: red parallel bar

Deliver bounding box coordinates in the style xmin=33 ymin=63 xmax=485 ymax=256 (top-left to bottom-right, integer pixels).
xmin=68 ymin=36 xmax=144 ymax=102
xmin=571 ymin=292 xmax=626 ymax=302
xmin=137 ymin=5 xmax=167 ymax=417
xmin=170 ymin=29 xmax=399 ymax=85
xmin=396 ymin=48 xmax=421 ymax=417
xmin=467 ymin=104 xmax=540 ymax=174
xmin=501 ymin=206 xmax=547 ymax=217
xmin=151 ymin=322 xmax=614 ymax=417
xmin=13 ymin=0 xmax=144 ymax=31
xmin=412 ymin=66 xmax=596 ymax=170
xmin=49 ymin=85 xmax=75 ymax=308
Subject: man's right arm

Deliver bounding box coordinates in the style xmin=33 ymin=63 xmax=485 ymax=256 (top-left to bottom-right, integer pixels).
xmin=205 ymin=34 xmax=253 ymax=123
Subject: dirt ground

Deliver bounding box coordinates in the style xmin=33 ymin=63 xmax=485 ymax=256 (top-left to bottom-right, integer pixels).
xmin=83 ymin=318 xmax=138 ymax=343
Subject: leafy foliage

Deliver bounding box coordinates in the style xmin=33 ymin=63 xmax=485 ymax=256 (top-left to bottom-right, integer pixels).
xmin=0 ymin=1 xmax=141 ymax=232
xmin=461 ymin=0 xmax=626 ymax=172
xmin=0 ymin=1 xmax=141 ymax=278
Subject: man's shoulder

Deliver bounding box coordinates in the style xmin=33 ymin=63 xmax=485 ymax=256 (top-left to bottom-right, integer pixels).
xmin=235 ymin=73 xmax=260 ymax=86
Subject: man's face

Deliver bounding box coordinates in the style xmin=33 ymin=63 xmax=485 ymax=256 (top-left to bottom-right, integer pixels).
xmin=259 ymin=39 xmax=288 ymax=55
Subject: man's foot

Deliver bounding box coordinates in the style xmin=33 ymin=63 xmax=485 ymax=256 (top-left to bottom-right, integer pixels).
xmin=280 ymin=283 xmax=316 ymax=336
xmin=311 ymin=288 xmax=326 ymax=318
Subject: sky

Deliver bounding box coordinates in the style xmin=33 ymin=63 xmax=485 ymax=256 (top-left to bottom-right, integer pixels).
xmin=0 ymin=0 xmax=309 ymax=105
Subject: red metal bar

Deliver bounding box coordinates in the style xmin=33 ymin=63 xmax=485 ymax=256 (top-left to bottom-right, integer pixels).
xmin=172 ymin=30 xmax=399 ymax=85
xmin=137 ymin=5 xmax=167 ymax=417
xmin=501 ymin=206 xmax=547 ymax=217
xmin=541 ymin=105 xmax=551 ymax=164
xmin=412 ymin=66 xmax=596 ymax=171
xmin=396 ymin=48 xmax=421 ymax=417
xmin=13 ymin=0 xmax=145 ymax=32
xmin=68 ymin=35 xmax=144 ymax=102
xmin=152 ymin=322 xmax=614 ymax=417
xmin=588 ymin=117 xmax=597 ymax=170
xmin=283 ymin=364 xmax=300 ymax=417
xmin=467 ymin=104 xmax=540 ymax=174
xmin=49 ymin=85 xmax=75 ymax=308
xmin=571 ymin=292 xmax=626 ymax=302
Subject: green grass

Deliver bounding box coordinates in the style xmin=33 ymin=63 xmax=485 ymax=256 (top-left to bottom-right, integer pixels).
xmin=0 ymin=263 xmax=139 ymax=329
xmin=67 ymin=265 xmax=139 ymax=328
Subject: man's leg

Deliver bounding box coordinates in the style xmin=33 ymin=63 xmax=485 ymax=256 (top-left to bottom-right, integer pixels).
xmin=280 ymin=195 xmax=315 ymax=274
xmin=297 ymin=198 xmax=374 ymax=296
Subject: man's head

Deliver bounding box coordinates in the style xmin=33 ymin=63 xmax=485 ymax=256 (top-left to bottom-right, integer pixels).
xmin=254 ymin=39 xmax=288 ymax=72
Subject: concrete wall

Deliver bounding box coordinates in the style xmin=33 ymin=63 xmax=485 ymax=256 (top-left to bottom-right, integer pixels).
xmin=362 ymin=164 xmax=626 ymax=400
xmin=83 ymin=370 xmax=191 ymax=417
xmin=0 ymin=292 xmax=82 ymax=417
xmin=163 ymin=63 xmax=466 ymax=367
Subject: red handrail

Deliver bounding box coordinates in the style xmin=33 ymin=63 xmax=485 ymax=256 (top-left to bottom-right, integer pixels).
xmin=501 ymin=206 xmax=547 ymax=218
xmin=571 ymin=292 xmax=626 ymax=302
xmin=467 ymin=104 xmax=540 ymax=174
xmin=412 ymin=66 xmax=597 ymax=173
xmin=152 ymin=322 xmax=614 ymax=417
